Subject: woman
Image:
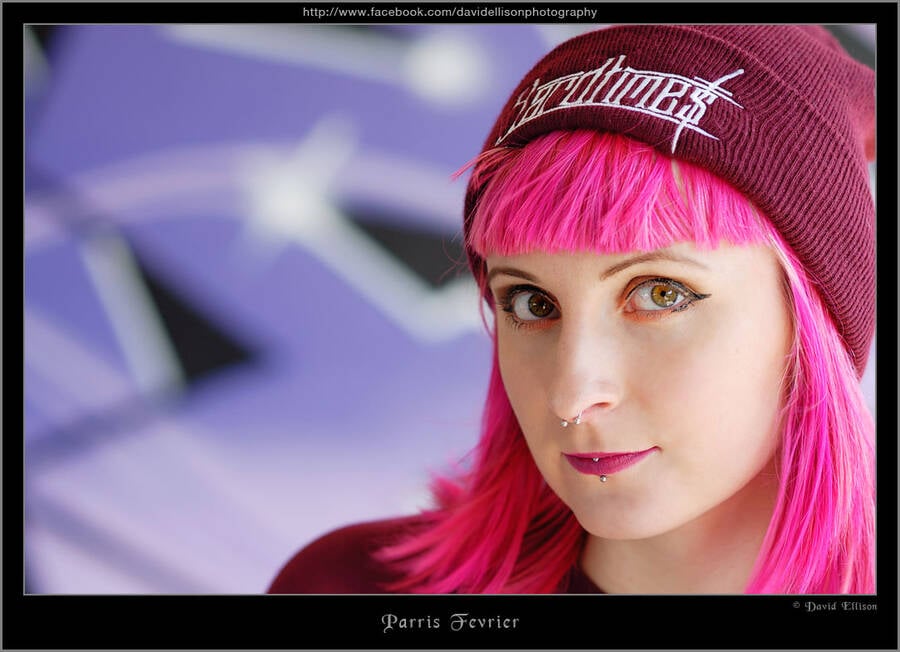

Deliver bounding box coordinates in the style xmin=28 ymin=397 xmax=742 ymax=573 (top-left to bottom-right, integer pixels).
xmin=269 ymin=24 xmax=875 ymax=594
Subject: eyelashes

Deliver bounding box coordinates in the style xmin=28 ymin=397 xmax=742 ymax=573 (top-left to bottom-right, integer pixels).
xmin=624 ymin=277 xmax=710 ymax=317
xmin=495 ymin=278 xmax=710 ymax=329
xmin=497 ymin=284 xmax=560 ymax=328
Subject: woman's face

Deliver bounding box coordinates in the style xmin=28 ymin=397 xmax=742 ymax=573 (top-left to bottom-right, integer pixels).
xmin=486 ymin=242 xmax=792 ymax=540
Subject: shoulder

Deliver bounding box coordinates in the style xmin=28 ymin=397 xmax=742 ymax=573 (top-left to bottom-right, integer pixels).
xmin=267 ymin=514 xmax=425 ymax=594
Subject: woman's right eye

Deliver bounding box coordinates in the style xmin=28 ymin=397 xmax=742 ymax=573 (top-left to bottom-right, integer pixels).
xmin=501 ymin=288 xmax=560 ymax=324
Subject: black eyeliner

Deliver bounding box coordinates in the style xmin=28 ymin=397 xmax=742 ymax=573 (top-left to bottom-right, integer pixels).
xmin=497 ymin=283 xmax=549 ymax=312
xmin=627 ymin=277 xmax=709 ymax=302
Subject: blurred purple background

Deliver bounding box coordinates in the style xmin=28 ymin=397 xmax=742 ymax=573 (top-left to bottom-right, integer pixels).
xmin=23 ymin=23 xmax=877 ymax=593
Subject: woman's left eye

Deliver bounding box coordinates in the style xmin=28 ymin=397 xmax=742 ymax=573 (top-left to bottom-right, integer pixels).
xmin=625 ymin=278 xmax=707 ymax=314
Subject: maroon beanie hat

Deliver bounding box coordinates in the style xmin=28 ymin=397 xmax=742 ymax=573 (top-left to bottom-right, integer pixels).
xmin=463 ymin=24 xmax=876 ymax=376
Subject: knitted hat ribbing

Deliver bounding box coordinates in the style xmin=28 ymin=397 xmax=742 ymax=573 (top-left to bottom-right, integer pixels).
xmin=463 ymin=25 xmax=875 ymax=375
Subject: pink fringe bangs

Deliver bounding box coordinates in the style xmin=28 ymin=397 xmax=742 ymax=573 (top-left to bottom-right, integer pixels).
xmin=467 ymin=130 xmax=768 ymax=262
xmin=376 ymin=130 xmax=875 ymax=594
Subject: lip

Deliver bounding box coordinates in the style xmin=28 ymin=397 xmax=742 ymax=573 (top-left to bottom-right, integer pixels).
xmin=563 ymin=447 xmax=658 ymax=476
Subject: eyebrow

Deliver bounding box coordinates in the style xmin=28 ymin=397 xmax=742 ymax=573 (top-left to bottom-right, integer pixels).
xmin=486 ymin=267 xmax=539 ymax=284
xmin=486 ymin=252 xmax=708 ymax=285
xmin=599 ymin=251 xmax=709 ymax=280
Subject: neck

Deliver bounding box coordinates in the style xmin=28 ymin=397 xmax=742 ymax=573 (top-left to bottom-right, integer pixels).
xmin=580 ymin=467 xmax=779 ymax=594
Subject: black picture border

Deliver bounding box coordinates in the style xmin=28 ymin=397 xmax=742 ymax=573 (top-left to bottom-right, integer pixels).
xmin=5 ymin=2 xmax=897 ymax=649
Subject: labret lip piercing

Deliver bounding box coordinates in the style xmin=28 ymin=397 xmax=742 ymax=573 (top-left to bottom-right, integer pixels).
xmin=559 ymin=413 xmax=607 ymax=481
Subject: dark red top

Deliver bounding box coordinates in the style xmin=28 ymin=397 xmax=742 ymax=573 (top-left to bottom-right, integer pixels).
xmin=268 ymin=515 xmax=602 ymax=594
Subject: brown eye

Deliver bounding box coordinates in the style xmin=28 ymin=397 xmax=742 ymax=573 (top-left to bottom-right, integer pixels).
xmin=528 ymin=294 xmax=555 ymax=317
xmin=506 ymin=290 xmax=559 ymax=323
xmin=626 ymin=278 xmax=705 ymax=315
xmin=650 ymin=284 xmax=679 ymax=307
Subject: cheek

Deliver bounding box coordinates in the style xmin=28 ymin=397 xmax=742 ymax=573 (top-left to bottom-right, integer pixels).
xmin=496 ymin=332 xmax=544 ymax=421
xmin=639 ymin=304 xmax=789 ymax=463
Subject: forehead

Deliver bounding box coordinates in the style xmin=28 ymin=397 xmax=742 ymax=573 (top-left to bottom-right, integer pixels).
xmin=485 ymin=242 xmax=780 ymax=282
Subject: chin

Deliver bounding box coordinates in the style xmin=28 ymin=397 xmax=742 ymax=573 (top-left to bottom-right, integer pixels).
xmin=573 ymin=511 xmax=676 ymax=541
xmin=559 ymin=486 xmax=687 ymax=541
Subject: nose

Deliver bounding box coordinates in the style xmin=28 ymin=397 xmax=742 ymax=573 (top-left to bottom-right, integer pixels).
xmin=547 ymin=318 xmax=623 ymax=423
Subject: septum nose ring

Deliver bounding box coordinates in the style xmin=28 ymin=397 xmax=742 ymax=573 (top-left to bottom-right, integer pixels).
xmin=560 ymin=412 xmax=583 ymax=428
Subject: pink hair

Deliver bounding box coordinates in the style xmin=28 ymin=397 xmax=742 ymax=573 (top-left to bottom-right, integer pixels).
xmin=377 ymin=130 xmax=875 ymax=594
